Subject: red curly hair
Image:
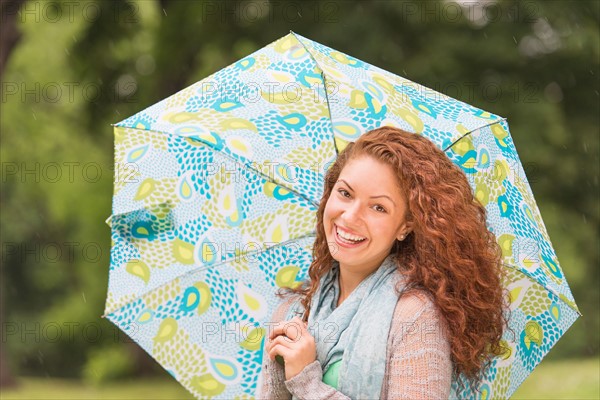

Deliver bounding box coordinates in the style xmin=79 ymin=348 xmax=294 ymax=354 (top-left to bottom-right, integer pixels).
xmin=279 ymin=126 xmax=510 ymax=386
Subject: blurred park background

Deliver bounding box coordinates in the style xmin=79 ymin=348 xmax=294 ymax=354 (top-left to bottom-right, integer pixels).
xmin=1 ymin=0 xmax=598 ymax=398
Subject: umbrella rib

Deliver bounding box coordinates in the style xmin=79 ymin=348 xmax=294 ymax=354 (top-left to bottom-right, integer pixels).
xmin=290 ymin=31 xmax=339 ymax=157
xmin=292 ymin=31 xmax=507 ymax=157
xmin=502 ymin=262 xmax=581 ymax=316
xmin=110 ymin=125 xmax=321 ymax=213
xmin=443 ymin=118 xmax=508 ymax=152
xmin=103 ymin=233 xmax=317 ymax=318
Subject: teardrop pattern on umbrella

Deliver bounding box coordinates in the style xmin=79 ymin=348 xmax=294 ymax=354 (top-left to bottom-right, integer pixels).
xmin=172 ymin=238 xmax=195 ymax=265
xmin=134 ymin=178 xmax=157 ymax=201
xmin=137 ymin=308 xmax=154 ymax=324
xmin=126 ymin=260 xmax=150 ymax=284
xmin=177 ymin=172 xmax=194 ymax=201
xmin=180 ymin=286 xmax=201 ymax=312
xmin=208 ymin=355 xmax=242 ymax=384
xmin=332 ymin=120 xmax=362 ymax=140
xmin=194 ymin=282 xmax=212 ymax=315
xmin=154 ymin=317 xmax=178 ymax=343
xmin=127 ymin=144 xmax=151 ymax=163
xmin=194 ymin=236 xmax=219 ymax=266
xmin=275 ymin=265 xmax=303 ymax=289
xmin=276 ymin=113 xmax=308 ymax=130
xmin=190 ymin=374 xmax=226 ymax=397
xmin=236 ymin=282 xmax=268 ymax=321
xmin=217 ymin=183 xmax=244 ymax=227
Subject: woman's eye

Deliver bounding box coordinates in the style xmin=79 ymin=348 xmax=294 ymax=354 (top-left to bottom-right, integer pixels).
xmin=374 ymin=205 xmax=387 ymax=213
xmin=338 ymin=189 xmax=350 ymax=197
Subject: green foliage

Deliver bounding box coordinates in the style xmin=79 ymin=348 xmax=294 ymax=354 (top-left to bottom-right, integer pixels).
xmin=82 ymin=346 xmax=136 ymax=385
xmin=1 ymin=0 xmax=598 ymax=382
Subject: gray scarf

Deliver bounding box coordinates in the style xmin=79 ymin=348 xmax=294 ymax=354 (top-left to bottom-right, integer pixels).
xmin=285 ymin=253 xmax=404 ymax=399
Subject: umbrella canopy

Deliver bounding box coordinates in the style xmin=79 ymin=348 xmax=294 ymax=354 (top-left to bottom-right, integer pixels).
xmin=105 ymin=31 xmax=580 ymax=399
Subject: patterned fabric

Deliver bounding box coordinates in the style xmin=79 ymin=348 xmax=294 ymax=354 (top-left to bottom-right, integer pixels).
xmin=105 ymin=32 xmax=580 ymax=399
xmin=283 ymin=253 xmax=402 ymax=399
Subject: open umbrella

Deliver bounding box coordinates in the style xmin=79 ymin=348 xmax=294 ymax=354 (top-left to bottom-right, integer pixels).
xmin=104 ymin=31 xmax=580 ymax=399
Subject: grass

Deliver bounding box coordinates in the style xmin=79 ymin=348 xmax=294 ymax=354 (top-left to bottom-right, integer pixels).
xmin=511 ymin=357 xmax=599 ymax=399
xmin=1 ymin=357 xmax=598 ymax=399
xmin=0 ymin=376 xmax=194 ymax=400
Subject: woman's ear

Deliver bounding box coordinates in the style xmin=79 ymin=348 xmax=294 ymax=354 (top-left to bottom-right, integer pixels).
xmin=397 ymin=232 xmax=409 ymax=241
xmin=397 ymin=222 xmax=413 ymax=241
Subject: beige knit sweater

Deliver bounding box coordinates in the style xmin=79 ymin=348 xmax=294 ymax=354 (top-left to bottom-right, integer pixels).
xmin=257 ymin=291 xmax=453 ymax=399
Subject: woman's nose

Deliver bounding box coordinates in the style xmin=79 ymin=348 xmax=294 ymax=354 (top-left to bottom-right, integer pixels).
xmin=341 ymin=200 xmax=363 ymax=221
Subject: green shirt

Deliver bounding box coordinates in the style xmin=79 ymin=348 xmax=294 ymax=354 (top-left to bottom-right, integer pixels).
xmin=322 ymin=359 xmax=342 ymax=389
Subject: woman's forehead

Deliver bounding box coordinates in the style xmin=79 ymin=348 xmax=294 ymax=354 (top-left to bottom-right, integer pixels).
xmin=338 ymin=157 xmax=405 ymax=197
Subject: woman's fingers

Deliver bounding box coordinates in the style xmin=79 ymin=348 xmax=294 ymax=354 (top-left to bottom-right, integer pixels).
xmin=265 ymin=332 xmax=296 ymax=355
xmin=267 ymin=336 xmax=296 ymax=361
xmin=268 ymin=343 xmax=290 ymax=361
xmin=264 ymin=317 xmax=317 ymax=380
xmin=265 ymin=316 xmax=313 ymax=364
xmin=268 ymin=316 xmax=307 ymax=341
xmin=265 ymin=316 xmax=310 ymax=362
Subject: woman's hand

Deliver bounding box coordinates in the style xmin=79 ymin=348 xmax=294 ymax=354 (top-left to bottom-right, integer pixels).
xmin=265 ymin=316 xmax=317 ymax=380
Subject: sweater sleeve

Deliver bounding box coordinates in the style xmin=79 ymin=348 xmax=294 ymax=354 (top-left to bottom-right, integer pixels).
xmin=256 ymin=296 xmax=295 ymax=400
xmin=283 ymin=360 xmax=351 ymax=400
xmin=381 ymin=291 xmax=453 ymax=400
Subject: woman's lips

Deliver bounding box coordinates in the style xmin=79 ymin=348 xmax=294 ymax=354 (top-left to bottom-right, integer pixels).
xmin=334 ymin=224 xmax=368 ymax=248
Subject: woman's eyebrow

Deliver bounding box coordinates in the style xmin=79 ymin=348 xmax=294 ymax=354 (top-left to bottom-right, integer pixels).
xmin=336 ymin=179 xmax=396 ymax=206
xmin=336 ymin=179 xmax=357 ymax=192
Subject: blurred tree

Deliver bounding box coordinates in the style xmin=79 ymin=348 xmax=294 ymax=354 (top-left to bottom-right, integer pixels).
xmin=0 ymin=0 xmax=26 ymax=77
xmin=1 ymin=0 xmax=26 ymax=389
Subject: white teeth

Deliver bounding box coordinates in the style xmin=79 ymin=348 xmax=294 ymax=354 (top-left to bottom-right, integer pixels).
xmin=336 ymin=226 xmax=366 ymax=242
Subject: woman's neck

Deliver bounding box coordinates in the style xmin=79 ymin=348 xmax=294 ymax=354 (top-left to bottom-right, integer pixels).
xmin=336 ymin=269 xmax=366 ymax=307
xmin=336 ymin=255 xmax=391 ymax=306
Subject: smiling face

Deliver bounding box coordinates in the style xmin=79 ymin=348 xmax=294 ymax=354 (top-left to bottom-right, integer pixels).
xmin=323 ymin=155 xmax=412 ymax=277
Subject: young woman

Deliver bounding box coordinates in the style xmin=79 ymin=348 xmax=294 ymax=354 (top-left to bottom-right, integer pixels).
xmin=258 ymin=126 xmax=509 ymax=399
